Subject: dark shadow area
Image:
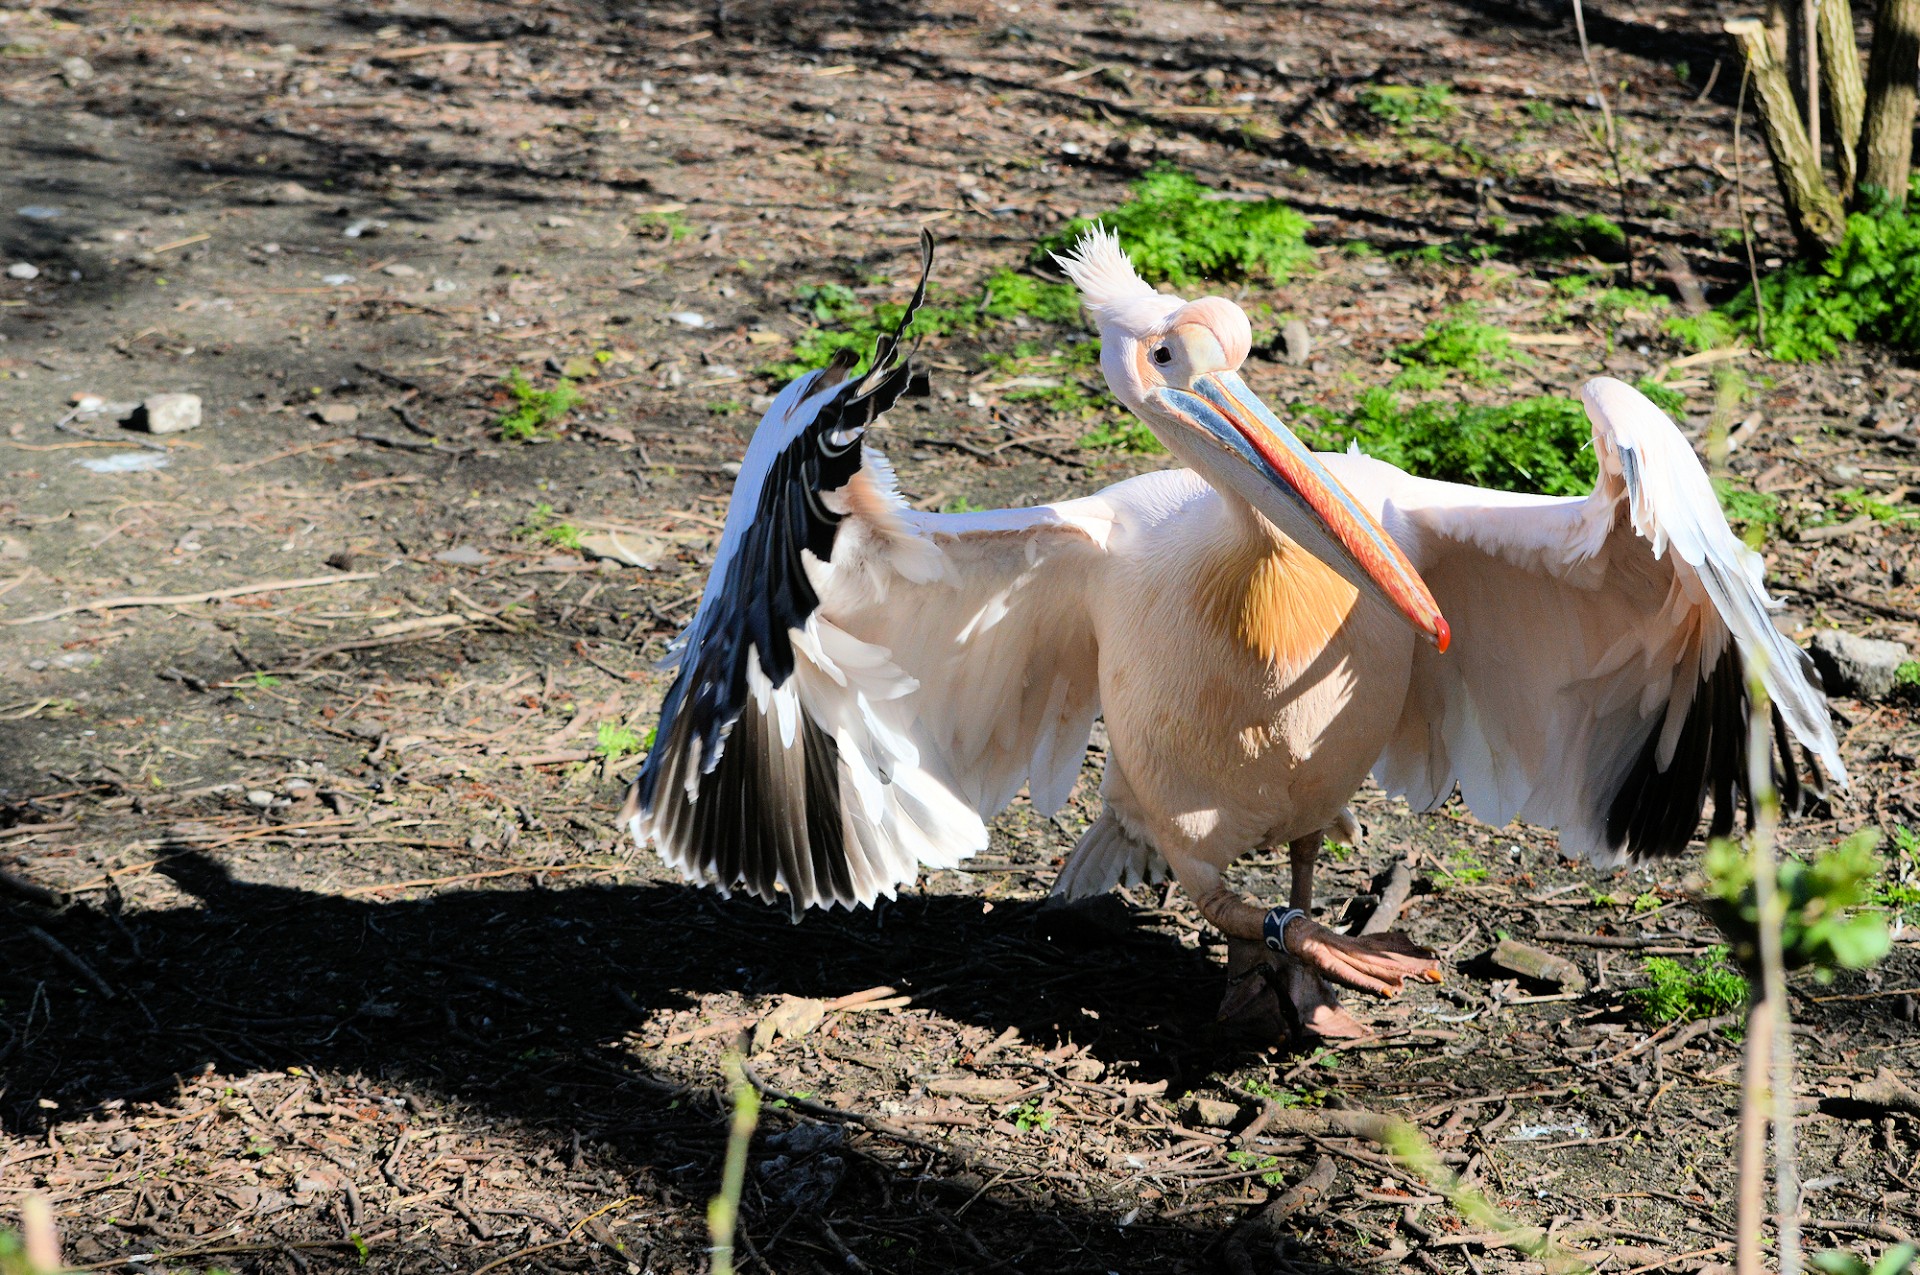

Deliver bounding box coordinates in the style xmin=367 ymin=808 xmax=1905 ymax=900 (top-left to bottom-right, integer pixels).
xmin=0 ymin=853 xmax=1326 ymax=1269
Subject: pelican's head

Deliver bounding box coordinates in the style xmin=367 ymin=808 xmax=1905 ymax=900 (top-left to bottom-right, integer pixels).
xmin=1054 ymin=226 xmax=1449 ymax=651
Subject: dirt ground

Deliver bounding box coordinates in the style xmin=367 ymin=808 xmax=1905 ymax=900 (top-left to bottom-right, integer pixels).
xmin=3 ymin=0 xmax=1920 ymax=1271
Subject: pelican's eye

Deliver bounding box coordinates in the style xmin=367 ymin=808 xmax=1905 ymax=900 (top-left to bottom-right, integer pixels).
xmin=1151 ymin=345 xmax=1173 ymax=366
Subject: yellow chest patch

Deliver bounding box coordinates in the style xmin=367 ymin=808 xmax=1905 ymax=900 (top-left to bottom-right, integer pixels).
xmin=1196 ymin=537 xmax=1361 ymax=673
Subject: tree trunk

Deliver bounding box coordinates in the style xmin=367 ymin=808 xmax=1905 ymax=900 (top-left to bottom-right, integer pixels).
xmin=1820 ymin=0 xmax=1866 ymax=198
xmin=1861 ymin=0 xmax=1920 ymax=205
xmin=1729 ymin=17 xmax=1849 ymax=248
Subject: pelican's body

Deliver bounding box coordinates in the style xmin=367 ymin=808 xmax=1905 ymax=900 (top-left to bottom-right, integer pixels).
xmin=628 ymin=231 xmax=1844 ymax=1038
xmin=1062 ymin=467 xmax=1414 ymax=890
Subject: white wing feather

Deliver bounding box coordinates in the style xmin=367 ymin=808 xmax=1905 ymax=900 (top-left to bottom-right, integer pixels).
xmin=1335 ymin=376 xmax=1843 ymax=862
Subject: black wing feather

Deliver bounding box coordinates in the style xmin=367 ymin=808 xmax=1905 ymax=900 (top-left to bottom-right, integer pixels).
xmin=1603 ymin=606 xmax=1830 ymax=859
xmin=627 ymin=231 xmax=934 ymax=911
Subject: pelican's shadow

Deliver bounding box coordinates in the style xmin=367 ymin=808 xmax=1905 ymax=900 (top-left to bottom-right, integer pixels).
xmin=0 ymin=852 xmax=1320 ymax=1269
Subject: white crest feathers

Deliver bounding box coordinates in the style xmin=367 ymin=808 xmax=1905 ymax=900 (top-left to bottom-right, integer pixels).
xmin=1051 ymin=224 xmax=1156 ymax=314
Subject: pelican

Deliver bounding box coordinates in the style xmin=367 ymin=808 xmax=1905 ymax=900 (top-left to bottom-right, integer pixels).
xmin=625 ymin=229 xmax=1843 ymax=1038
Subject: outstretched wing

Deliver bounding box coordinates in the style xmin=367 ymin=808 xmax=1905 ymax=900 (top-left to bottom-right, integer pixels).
xmin=1334 ymin=376 xmax=1844 ymax=863
xmin=627 ymin=233 xmax=1110 ymax=912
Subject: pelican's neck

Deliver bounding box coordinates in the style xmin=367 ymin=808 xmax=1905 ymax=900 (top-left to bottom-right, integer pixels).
xmin=1194 ymin=487 xmax=1362 ymax=673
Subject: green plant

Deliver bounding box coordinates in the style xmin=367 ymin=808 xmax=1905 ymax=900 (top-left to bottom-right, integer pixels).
xmin=1876 ymin=825 xmax=1920 ymax=924
xmin=1226 ymin=1149 xmax=1290 ymax=1186
xmin=1241 ymin=1077 xmax=1314 ymax=1107
xmin=1703 ymin=830 xmax=1893 ymax=977
xmin=1433 ymin=853 xmax=1489 ymax=890
xmin=1380 ymin=1121 xmax=1585 ymax=1274
xmin=1389 ymin=309 xmax=1519 ymax=390
xmin=1664 ymin=309 xmax=1739 ymax=354
xmin=940 ymin=495 xmax=985 ymax=514
xmin=497 ymin=368 xmax=581 ymax=442
xmin=1632 ymin=377 xmax=1687 ymax=414
xmin=979 ymin=342 xmax=1107 ymax=418
xmin=1501 ymin=212 xmax=1628 ymax=262
xmin=1037 ymin=166 xmax=1315 ymax=287
xmin=765 ymin=283 xmax=979 ymax=381
xmin=707 ymin=398 xmax=745 ymax=416
xmin=979 ymin=268 xmax=1083 ymax=324
xmin=1298 ymin=388 xmax=1597 ymax=497
xmin=0 ymin=1199 xmax=58 ymax=1275
xmin=709 ymin=1052 xmax=760 ymax=1275
xmin=1591 ymin=285 xmax=1668 ymax=324
xmin=1523 ymin=99 xmax=1564 ymax=127
xmin=1815 ymin=487 xmax=1920 ymax=526
xmin=595 ymin=721 xmax=644 ymax=761
xmin=1358 ymin=82 xmax=1458 ymax=127
xmin=1626 ymin=946 xmax=1748 ymax=1025
xmin=635 ymin=209 xmax=695 ymax=241
xmin=1811 ymin=1245 xmax=1919 ymax=1275
xmin=518 ymin=503 xmax=584 ymax=550
xmin=1008 ymin=1098 xmax=1055 ymax=1132
xmin=1079 ymin=416 xmax=1165 ymax=454
xmin=1724 ymin=179 xmax=1920 ymax=360
xmin=1712 ymin=477 xmax=1782 ymax=547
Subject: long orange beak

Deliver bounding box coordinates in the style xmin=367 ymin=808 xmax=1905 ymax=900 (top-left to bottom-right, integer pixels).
xmin=1156 ymin=371 xmax=1450 ymax=651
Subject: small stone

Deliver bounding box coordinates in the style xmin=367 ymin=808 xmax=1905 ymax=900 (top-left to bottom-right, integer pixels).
xmin=1488 ymin=938 xmax=1589 ymax=992
xmin=430 ymin=278 xmax=459 ymax=292
xmin=433 ymin=545 xmax=491 ymax=567
xmin=27 ymin=659 xmax=47 ymax=671
xmin=1281 ymin=318 xmax=1313 ymax=366
xmin=381 ymin=262 xmax=418 ymax=277
xmin=1183 ymin=1096 xmax=1243 ymax=1129
xmin=59 ymin=56 xmax=94 ymax=84
xmin=321 ymin=273 xmax=355 ymax=287
xmin=578 ymin=530 xmax=667 ymax=570
xmin=263 ymin=180 xmax=322 ymax=204
xmin=1809 ymin=629 xmax=1911 ymax=700
xmin=16 ymin=205 xmax=63 ymax=221
xmin=284 ymin=778 xmax=315 ymax=800
xmin=314 ymin=403 xmax=359 ymax=425
xmin=130 ymin=392 xmax=202 ymax=434
xmin=8 ymin=262 xmax=40 ymax=280
xmin=79 ymin=451 xmax=169 ymax=474
xmin=457 ymin=226 xmax=495 ymax=244
xmin=0 ymin=536 xmax=27 ymax=561
xmin=667 ymin=311 xmax=710 ymax=328
xmin=343 ymin=218 xmax=387 ymax=238
xmin=749 ymin=995 xmax=826 ymax=1053
xmin=544 ymin=214 xmax=574 ymax=227
xmin=245 ymin=790 xmax=274 ymax=809
xmin=579 ymin=419 xmax=635 ymax=445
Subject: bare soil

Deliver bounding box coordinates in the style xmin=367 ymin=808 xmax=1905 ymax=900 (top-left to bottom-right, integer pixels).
xmin=3 ymin=1 xmax=1920 ymax=1272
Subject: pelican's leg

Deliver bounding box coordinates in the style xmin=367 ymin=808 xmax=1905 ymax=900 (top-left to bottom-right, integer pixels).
xmin=1196 ymin=834 xmax=1368 ymax=1040
xmin=1269 ymin=834 xmax=1441 ymax=996
xmin=1261 ymin=834 xmax=1374 ymax=1039
xmin=1193 ymin=831 xmax=1439 ymax=1040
